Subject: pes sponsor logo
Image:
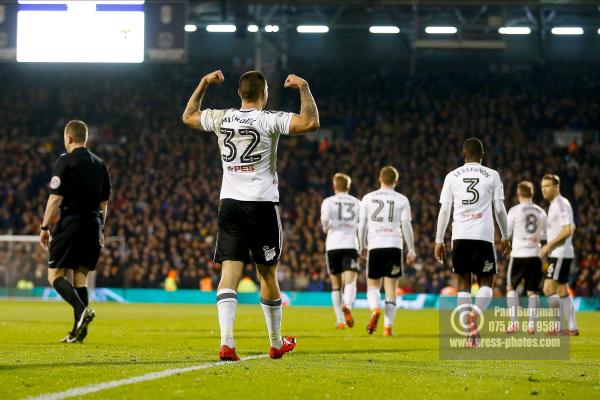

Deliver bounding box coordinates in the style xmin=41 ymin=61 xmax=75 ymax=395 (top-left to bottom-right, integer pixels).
xmin=227 ymin=165 xmax=255 ymax=173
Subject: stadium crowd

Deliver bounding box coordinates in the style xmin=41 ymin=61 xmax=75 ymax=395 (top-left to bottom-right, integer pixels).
xmin=0 ymin=63 xmax=598 ymax=296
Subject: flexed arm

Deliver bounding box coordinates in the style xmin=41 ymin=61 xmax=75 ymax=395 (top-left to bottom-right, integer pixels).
xmin=182 ymin=70 xmax=225 ymax=130
xmin=284 ymin=74 xmax=320 ymax=135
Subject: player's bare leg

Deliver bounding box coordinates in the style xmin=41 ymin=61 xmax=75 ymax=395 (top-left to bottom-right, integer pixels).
xmin=366 ymin=278 xmax=382 ymax=334
xmin=217 ymin=260 xmax=243 ymax=361
xmin=329 ymin=273 xmax=345 ymax=329
xmin=257 ymin=264 xmax=296 ymax=359
xmin=341 ymin=270 xmax=357 ymax=327
xmin=382 ymin=276 xmax=399 ymax=336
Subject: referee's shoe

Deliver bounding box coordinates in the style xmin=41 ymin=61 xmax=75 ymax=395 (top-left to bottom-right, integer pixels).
xmin=60 ymin=307 xmax=96 ymax=343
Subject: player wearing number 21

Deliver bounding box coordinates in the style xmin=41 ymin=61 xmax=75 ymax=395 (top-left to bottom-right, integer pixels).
xmin=182 ymin=70 xmax=319 ymax=361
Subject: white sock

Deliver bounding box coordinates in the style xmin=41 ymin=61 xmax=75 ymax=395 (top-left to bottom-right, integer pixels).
xmin=331 ymin=290 xmax=344 ymax=324
xmin=457 ymin=291 xmax=472 ymax=327
xmin=548 ymin=294 xmax=561 ymax=327
xmin=367 ymin=288 xmax=381 ymax=311
xmin=568 ymin=296 xmax=578 ymax=331
xmin=475 ymin=286 xmax=493 ymax=314
xmin=560 ymin=295 xmax=571 ymax=332
xmin=383 ymin=300 xmax=396 ymax=328
xmin=260 ymin=298 xmax=283 ymax=349
xmin=528 ymin=294 xmax=539 ymax=327
xmin=343 ymin=282 xmax=357 ymax=310
xmin=216 ymin=289 xmax=237 ymax=348
xmin=506 ymin=290 xmax=518 ymax=323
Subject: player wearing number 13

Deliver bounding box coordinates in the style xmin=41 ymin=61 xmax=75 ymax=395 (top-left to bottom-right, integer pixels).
xmin=182 ymin=70 xmax=319 ymax=361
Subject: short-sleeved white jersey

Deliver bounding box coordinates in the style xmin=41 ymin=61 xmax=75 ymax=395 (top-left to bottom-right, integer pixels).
xmin=507 ymin=202 xmax=547 ymax=258
xmin=546 ymin=195 xmax=575 ymax=258
xmin=320 ymin=193 xmax=361 ymax=251
xmin=359 ymin=188 xmax=412 ymax=250
xmin=200 ymin=108 xmax=293 ymax=202
xmin=439 ymin=162 xmax=505 ymax=243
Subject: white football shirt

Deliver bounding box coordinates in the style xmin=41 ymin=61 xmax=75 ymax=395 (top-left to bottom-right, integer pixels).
xmin=321 ymin=193 xmax=361 ymax=251
xmin=546 ymin=195 xmax=575 ymax=258
xmin=359 ymin=188 xmax=412 ymax=250
xmin=439 ymin=162 xmax=505 ymax=243
xmin=200 ymin=108 xmax=293 ymax=202
xmin=507 ymin=202 xmax=547 ymax=258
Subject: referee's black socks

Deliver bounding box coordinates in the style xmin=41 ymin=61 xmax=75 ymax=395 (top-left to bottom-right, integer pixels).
xmin=75 ymin=287 xmax=89 ymax=307
xmin=53 ymin=277 xmax=86 ymax=316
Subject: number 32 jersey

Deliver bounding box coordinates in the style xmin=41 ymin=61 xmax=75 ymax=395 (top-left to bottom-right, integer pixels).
xmin=439 ymin=162 xmax=505 ymax=243
xmin=200 ymin=108 xmax=293 ymax=202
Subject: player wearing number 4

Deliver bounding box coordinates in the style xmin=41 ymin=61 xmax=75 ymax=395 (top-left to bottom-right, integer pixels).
xmin=506 ymin=181 xmax=547 ymax=334
xmin=321 ymin=173 xmax=361 ymax=329
xmin=182 ymin=70 xmax=320 ymax=360
xmin=359 ymin=166 xmax=416 ymax=337
xmin=434 ymin=138 xmax=511 ymax=348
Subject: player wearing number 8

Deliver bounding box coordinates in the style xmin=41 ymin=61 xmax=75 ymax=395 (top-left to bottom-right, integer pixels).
xmin=320 ymin=173 xmax=361 ymax=329
xmin=182 ymin=70 xmax=320 ymax=360
xmin=506 ymin=181 xmax=547 ymax=334
xmin=434 ymin=138 xmax=510 ymax=348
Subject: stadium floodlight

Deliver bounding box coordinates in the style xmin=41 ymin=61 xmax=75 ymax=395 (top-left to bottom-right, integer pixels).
xmin=551 ymin=27 xmax=583 ymax=35
xmin=206 ymin=24 xmax=236 ymax=33
xmin=598 ymin=28 xmax=600 ymax=35
xmin=425 ymin=26 xmax=457 ymax=34
xmin=247 ymin=24 xmax=259 ymax=33
xmin=297 ymin=25 xmax=329 ymax=33
xmin=369 ymin=26 xmax=400 ymax=34
xmin=498 ymin=27 xmax=531 ymax=35
xmin=265 ymin=25 xmax=279 ymax=33
xmin=184 ymin=24 xmax=197 ymax=33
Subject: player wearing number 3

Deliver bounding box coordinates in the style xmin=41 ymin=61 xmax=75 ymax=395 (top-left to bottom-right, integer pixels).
xmin=182 ymin=70 xmax=319 ymax=360
xmin=434 ymin=138 xmax=510 ymax=348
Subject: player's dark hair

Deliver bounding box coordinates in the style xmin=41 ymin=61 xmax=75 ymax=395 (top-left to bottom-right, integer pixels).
xmin=542 ymin=174 xmax=560 ymax=186
xmin=65 ymin=120 xmax=88 ymax=143
xmin=333 ymin=173 xmax=351 ymax=192
xmin=380 ymin=166 xmax=399 ymax=185
xmin=462 ymin=137 xmax=484 ymax=159
xmin=517 ymin=181 xmax=534 ymax=198
xmin=239 ymin=71 xmax=267 ymax=102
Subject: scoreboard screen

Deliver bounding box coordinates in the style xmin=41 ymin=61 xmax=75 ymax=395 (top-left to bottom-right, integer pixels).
xmin=17 ymin=1 xmax=144 ymax=63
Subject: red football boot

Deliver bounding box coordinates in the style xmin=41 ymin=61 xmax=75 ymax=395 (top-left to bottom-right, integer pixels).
xmin=219 ymin=345 xmax=240 ymax=361
xmin=269 ymin=336 xmax=297 ymax=359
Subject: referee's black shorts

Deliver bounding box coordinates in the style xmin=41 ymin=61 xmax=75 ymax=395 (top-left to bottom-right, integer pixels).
xmin=49 ymin=214 xmax=103 ymax=271
xmin=214 ymin=199 xmax=282 ymax=266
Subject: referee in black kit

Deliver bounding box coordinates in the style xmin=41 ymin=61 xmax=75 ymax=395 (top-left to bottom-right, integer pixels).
xmin=39 ymin=120 xmax=111 ymax=343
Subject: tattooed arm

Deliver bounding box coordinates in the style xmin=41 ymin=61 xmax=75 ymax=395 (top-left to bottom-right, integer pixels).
xmin=182 ymin=70 xmax=224 ymax=130
xmin=285 ymin=74 xmax=320 ymax=135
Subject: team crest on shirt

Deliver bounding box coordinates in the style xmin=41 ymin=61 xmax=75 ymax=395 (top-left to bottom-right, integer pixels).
xmin=263 ymin=246 xmax=276 ymax=262
xmin=483 ymin=260 xmax=494 ymax=273
xmin=49 ymin=176 xmax=61 ymax=189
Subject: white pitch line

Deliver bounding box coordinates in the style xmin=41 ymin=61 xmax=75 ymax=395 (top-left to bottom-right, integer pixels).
xmin=26 ymin=354 xmax=268 ymax=400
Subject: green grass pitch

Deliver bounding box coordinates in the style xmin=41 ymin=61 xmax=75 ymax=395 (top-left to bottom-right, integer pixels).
xmin=1 ymin=301 xmax=599 ymax=399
